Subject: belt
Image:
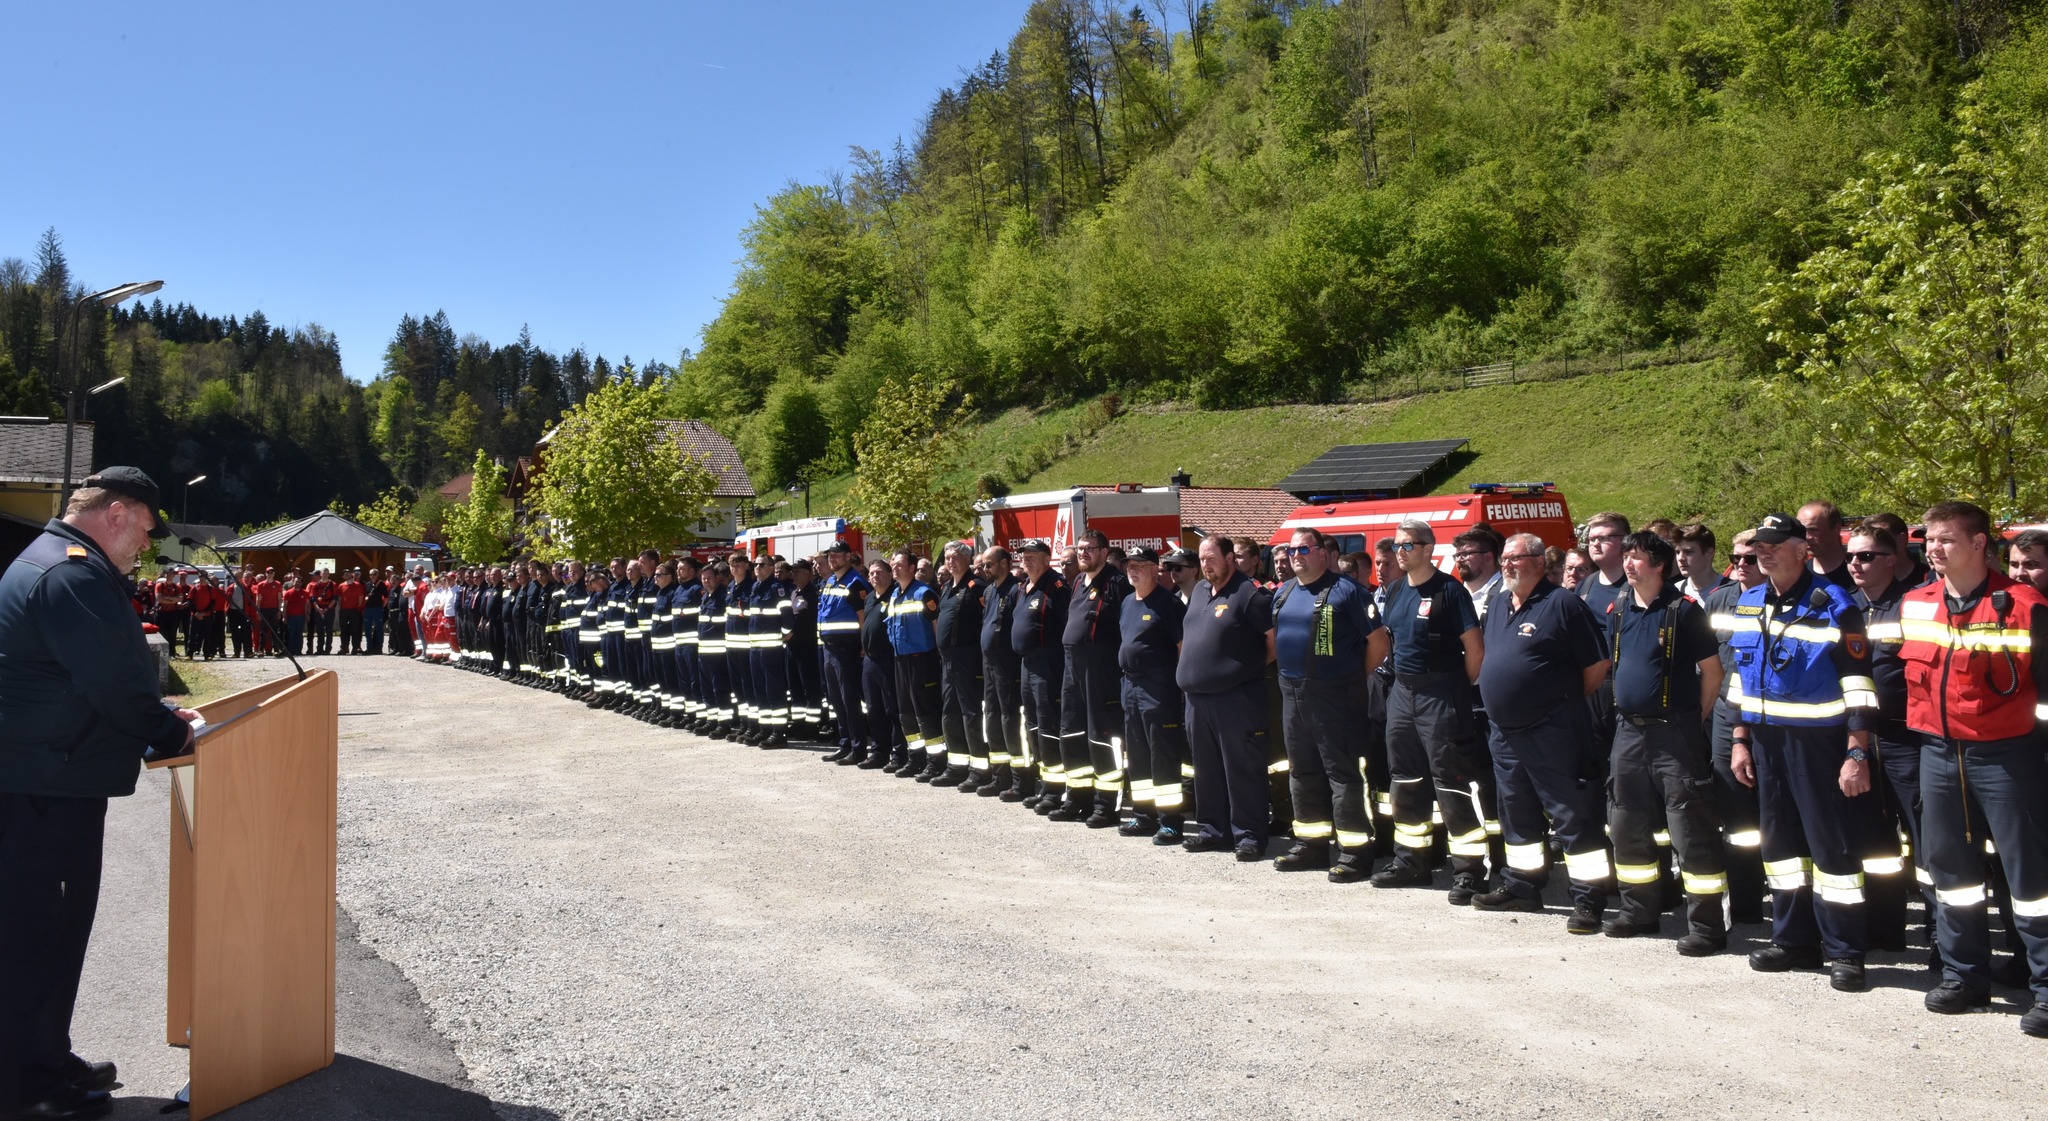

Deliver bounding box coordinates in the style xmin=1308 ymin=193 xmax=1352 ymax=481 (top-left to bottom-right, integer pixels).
xmin=1621 ymin=714 xmax=1670 ymax=727
xmin=1396 ymin=671 xmax=1463 ymax=686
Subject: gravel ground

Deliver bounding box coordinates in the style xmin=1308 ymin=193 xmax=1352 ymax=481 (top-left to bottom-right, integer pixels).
xmin=78 ymin=654 xmax=2048 ymax=1119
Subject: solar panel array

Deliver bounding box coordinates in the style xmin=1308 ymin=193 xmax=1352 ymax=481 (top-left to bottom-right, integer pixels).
xmin=1274 ymin=438 xmax=1471 ymax=499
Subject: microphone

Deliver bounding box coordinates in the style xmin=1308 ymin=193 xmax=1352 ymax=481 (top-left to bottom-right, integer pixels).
xmin=177 ymin=536 xmax=306 ymax=682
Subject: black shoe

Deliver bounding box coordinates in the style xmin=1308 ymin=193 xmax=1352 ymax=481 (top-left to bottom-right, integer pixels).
xmin=2023 ymin=1001 xmax=2048 ymax=1038
xmin=1119 ymin=814 xmax=1159 ymax=838
xmin=1471 ymin=886 xmax=1542 ymax=913
xmin=823 ymin=747 xmax=851 ymax=764
xmin=1749 ymin=944 xmax=1824 ymax=973
xmin=956 ymin=772 xmax=986 ymax=794
xmin=1183 ymin=834 xmax=1231 ymax=853
xmin=1675 ymin=932 xmax=1727 ymax=957
xmin=998 ymin=784 xmax=1027 ymax=803
xmin=1829 ymin=958 xmax=1867 ymax=992
xmin=1602 ymin=917 xmax=1662 ymax=938
xmin=1370 ymin=860 xmax=1433 ymax=888
xmin=978 ymin=771 xmax=1012 ymax=798
xmin=898 ymin=754 xmax=930 ymax=779
xmin=1446 ymin=871 xmax=1483 ymax=906
xmin=930 ymin=768 xmax=967 ymax=788
xmin=918 ymin=760 xmax=948 ymax=782
xmin=1154 ymin=824 xmax=1184 ymax=846
xmin=1235 ymin=838 xmax=1266 ymax=862
xmin=881 ymin=754 xmax=909 ymax=774
xmin=63 ymin=1055 xmax=116 ymax=1093
xmin=1274 ymin=842 xmax=1331 ymax=872
xmin=856 ymin=752 xmax=889 ymax=770
xmin=1084 ymin=807 xmax=1120 ymax=829
xmin=1565 ymin=905 xmax=1604 ymax=934
xmin=6 ymin=1084 xmax=113 ymax=1121
xmin=1047 ymin=802 xmax=1088 ymax=822
xmin=765 ymin=733 xmax=788 ymax=748
xmin=1925 ymin=980 xmax=1991 ymax=1014
xmin=1328 ymin=858 xmax=1369 ymax=884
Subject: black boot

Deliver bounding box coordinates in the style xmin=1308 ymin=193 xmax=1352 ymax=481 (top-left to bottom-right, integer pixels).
xmin=978 ymin=765 xmax=1012 ymax=797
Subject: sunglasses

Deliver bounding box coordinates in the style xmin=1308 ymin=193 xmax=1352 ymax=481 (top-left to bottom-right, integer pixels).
xmin=1730 ymin=555 xmax=1760 ymax=566
xmin=1282 ymin=545 xmax=1314 ymax=557
xmin=1846 ymin=551 xmax=1894 ymax=564
xmin=1392 ymin=542 xmax=1423 ymax=553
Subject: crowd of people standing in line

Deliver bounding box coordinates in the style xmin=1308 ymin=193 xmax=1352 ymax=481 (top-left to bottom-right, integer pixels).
xmin=134 ymin=565 xmax=425 ymax=659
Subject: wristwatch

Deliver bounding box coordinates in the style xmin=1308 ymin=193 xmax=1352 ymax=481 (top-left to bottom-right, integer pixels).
xmin=1845 ymin=747 xmax=1870 ymax=763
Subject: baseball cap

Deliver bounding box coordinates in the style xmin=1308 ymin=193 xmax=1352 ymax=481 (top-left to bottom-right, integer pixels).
xmin=1125 ymin=547 xmax=1161 ymax=564
xmin=83 ymin=467 xmax=170 ymax=538
xmin=1018 ymin=540 xmax=1052 ymax=556
xmin=1160 ymin=548 xmax=1197 ymax=569
xmin=824 ymin=540 xmax=853 ymax=554
xmin=1751 ymin=513 xmax=1807 ymax=545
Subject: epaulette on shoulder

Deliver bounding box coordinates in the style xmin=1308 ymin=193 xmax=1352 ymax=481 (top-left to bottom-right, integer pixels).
xmin=66 ymin=545 xmax=88 ymax=559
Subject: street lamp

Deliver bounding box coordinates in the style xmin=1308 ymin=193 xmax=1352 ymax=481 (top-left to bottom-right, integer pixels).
xmin=59 ymin=280 xmax=164 ymax=505
xmin=184 ymin=474 xmax=207 ymax=524
xmin=786 ymin=478 xmax=811 ymax=518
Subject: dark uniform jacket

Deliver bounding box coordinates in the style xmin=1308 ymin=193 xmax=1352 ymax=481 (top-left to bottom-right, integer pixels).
xmin=0 ymin=520 xmax=191 ymax=797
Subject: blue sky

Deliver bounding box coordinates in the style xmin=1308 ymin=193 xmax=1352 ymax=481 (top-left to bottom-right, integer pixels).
xmin=2 ymin=2 xmax=1033 ymax=381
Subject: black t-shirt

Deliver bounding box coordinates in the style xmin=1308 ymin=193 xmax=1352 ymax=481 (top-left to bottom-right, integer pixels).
xmin=1611 ymin=586 xmax=1718 ymax=716
xmin=860 ymin=587 xmax=895 ymax=660
xmin=1063 ymin=567 xmax=1128 ymax=648
xmin=1382 ymin=570 xmax=1480 ymax=676
xmin=1478 ymin=579 xmax=1606 ymax=728
xmin=1813 ymin=559 xmax=1855 ymax=591
xmin=980 ymin=576 xmax=1018 ymax=658
xmin=1855 ymin=577 xmax=1915 ymax=722
xmin=1177 ymin=572 xmax=1274 ymax=694
xmin=1273 ymin=571 xmax=1379 ymax=680
xmin=1011 ymin=572 xmax=1069 ymax=657
xmin=1578 ymin=570 xmax=1627 ymax=618
xmin=935 ymin=574 xmax=984 ymax=648
xmin=1119 ymin=585 xmax=1185 ymax=679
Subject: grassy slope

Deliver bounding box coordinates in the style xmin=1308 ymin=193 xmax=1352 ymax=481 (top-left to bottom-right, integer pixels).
xmin=804 ymin=361 xmax=1739 ymax=535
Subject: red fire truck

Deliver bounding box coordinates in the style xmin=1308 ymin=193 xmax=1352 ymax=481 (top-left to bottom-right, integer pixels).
xmin=1267 ymin=483 xmax=1577 ymax=569
xmin=736 ymin=516 xmax=870 ymax=563
xmin=977 ymin=485 xmax=1183 ymax=553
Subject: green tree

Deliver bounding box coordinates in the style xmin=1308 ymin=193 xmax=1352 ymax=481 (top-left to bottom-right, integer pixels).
xmin=740 ymin=373 xmax=832 ymax=489
xmin=526 ymin=380 xmax=720 ymax=561
xmin=843 ymin=372 xmax=974 ymax=550
xmin=442 ymin=450 xmax=513 ymax=564
xmin=343 ymin=486 xmax=428 ymax=543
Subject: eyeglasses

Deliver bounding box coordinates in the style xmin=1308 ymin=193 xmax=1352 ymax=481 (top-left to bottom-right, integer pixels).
xmin=1730 ymin=555 xmax=1760 ymax=566
xmin=1501 ymin=553 xmax=1543 ymax=563
xmin=1846 ymin=551 xmax=1894 ymax=564
xmin=1454 ymin=550 xmax=1488 ymax=560
xmin=1392 ymin=542 xmax=1423 ymax=553
xmin=1587 ymin=534 xmax=1624 ymax=545
xmin=1282 ymin=545 xmax=1314 ymax=557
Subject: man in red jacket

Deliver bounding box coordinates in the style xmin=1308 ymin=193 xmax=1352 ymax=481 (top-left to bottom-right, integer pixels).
xmin=337 ymin=569 xmax=366 ymax=655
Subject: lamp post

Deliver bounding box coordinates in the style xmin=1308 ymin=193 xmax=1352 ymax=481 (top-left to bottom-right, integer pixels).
xmin=184 ymin=474 xmax=208 ymax=524
xmin=787 ymin=478 xmax=811 ymax=518
xmin=59 ymin=280 xmax=163 ymax=505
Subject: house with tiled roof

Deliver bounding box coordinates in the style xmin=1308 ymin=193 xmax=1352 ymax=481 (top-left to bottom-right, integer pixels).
xmin=1176 ymin=485 xmax=1303 ymax=546
xmin=0 ymin=418 xmax=93 ymax=566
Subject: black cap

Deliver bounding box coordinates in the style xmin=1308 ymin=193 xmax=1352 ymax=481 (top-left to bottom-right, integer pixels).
xmin=1125 ymin=547 xmax=1161 ymax=564
xmin=83 ymin=467 xmax=170 ymax=538
xmin=1751 ymin=513 xmax=1807 ymax=545
xmin=1160 ymin=548 xmax=1197 ymax=569
xmin=824 ymin=540 xmax=853 ymax=554
xmin=1018 ymin=539 xmax=1052 ymax=556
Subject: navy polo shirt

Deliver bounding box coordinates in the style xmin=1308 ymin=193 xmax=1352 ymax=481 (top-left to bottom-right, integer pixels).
xmin=1063 ymin=567 xmax=1128 ymax=647
xmin=1610 ymin=586 xmax=1719 ymax=716
xmin=1578 ymin=570 xmax=1627 ymax=618
xmin=1478 ymin=579 xmax=1607 ymax=729
xmin=1382 ymin=570 xmax=1480 ymax=676
xmin=1176 ymin=572 xmax=1274 ymax=694
xmin=1119 ymin=585 xmax=1185 ymax=678
xmin=1273 ymin=571 xmax=1380 ymax=680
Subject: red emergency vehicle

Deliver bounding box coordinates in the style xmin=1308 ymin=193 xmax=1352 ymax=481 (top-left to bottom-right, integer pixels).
xmin=736 ymin=516 xmax=870 ymax=563
xmin=1267 ymin=483 xmax=1577 ymax=570
xmin=978 ymin=486 xmax=1182 ymax=553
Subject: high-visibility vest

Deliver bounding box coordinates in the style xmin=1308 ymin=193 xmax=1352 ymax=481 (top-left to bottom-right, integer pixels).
xmin=1721 ymin=574 xmax=1878 ymax=728
xmin=1900 ymin=572 xmax=2046 ymax=741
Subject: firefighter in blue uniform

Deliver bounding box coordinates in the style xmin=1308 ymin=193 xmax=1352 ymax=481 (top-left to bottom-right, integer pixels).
xmin=858 ymin=559 xmax=906 ymax=769
xmin=749 ymin=559 xmax=792 ymax=748
xmin=1726 ymin=513 xmax=1885 ymax=993
xmin=886 ymin=549 xmax=945 ymax=779
xmin=933 ymin=543 xmax=987 ymax=790
xmin=818 ymin=543 xmax=872 ymax=765
xmin=577 ymin=566 xmax=608 ymax=701
xmin=1118 ymin=547 xmax=1190 ymax=844
xmin=673 ymin=557 xmax=705 ymax=731
xmin=696 ymin=562 xmax=733 ymax=739
xmin=648 ymin=561 xmax=680 ymax=726
xmin=1055 ymin=530 xmax=1130 ymax=826
xmin=0 ymin=468 xmax=189 ymax=1120
xmin=630 ymin=551 xmax=662 ymax=720
xmin=726 ymin=555 xmax=757 ymax=741
xmin=600 ymin=558 xmax=634 ymax=709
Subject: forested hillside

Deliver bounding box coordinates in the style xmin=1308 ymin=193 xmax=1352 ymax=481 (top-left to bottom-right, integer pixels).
xmin=677 ymin=0 xmax=2048 ymax=504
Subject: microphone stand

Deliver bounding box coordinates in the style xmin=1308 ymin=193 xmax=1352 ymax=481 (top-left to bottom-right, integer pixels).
xmin=172 ymin=537 xmax=307 ymax=682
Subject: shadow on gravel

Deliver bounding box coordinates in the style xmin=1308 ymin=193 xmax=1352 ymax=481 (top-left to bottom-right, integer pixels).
xmin=100 ymin=1054 xmax=533 ymax=1120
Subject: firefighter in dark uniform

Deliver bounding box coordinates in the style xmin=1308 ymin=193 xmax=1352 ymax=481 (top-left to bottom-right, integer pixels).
xmin=726 ymin=555 xmax=757 ymax=740
xmin=532 ymin=562 xmax=560 ymax=689
xmin=933 ymin=544 xmax=987 ymax=790
xmin=857 ymin=560 xmax=906 ymax=770
xmin=673 ymin=557 xmax=705 ymax=731
xmin=885 ymin=550 xmax=944 ymax=779
xmin=1845 ymin=524 xmax=1928 ymax=954
xmin=696 ymin=562 xmax=733 ymax=739
xmin=632 ymin=552 xmax=663 ymax=719
xmin=1118 ymin=547 xmax=1189 ymax=843
xmin=977 ymin=548 xmax=1024 ymax=799
xmin=1706 ymin=530 xmax=1769 ymax=924
xmin=577 ymin=566 xmax=608 ymax=701
xmin=1055 ymin=530 xmax=1130 ymax=826
xmin=785 ymin=561 xmax=823 ymax=741
xmin=1726 ymin=513 xmax=1884 ymax=993
xmin=1270 ymin=528 xmax=1389 ymax=881
xmin=1904 ymin=501 xmax=2048 ymax=1033
xmin=551 ymin=561 xmax=581 ymax=695
xmin=1605 ymin=532 xmax=1728 ymax=953
xmin=1177 ymin=535 xmax=1278 ymax=861
xmin=1011 ymin=541 xmax=1069 ymax=808
xmin=818 ymin=543 xmax=871 ymax=765
xmin=649 ymin=561 xmax=680 ymax=726
xmin=600 ymin=558 xmax=635 ymax=709
xmin=1372 ymin=520 xmax=1491 ymax=904
xmin=746 ymin=559 xmax=792 ymax=747
xmin=0 ymin=468 xmax=189 ymax=1120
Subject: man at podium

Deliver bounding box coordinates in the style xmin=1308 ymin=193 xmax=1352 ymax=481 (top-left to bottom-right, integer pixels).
xmin=0 ymin=467 xmax=201 ymax=1121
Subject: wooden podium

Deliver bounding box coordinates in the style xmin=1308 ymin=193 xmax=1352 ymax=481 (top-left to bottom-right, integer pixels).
xmin=147 ymin=669 xmax=339 ymax=1119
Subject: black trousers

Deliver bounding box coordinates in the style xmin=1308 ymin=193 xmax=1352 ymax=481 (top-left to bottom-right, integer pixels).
xmin=727 ymin=635 xmax=754 ymax=724
xmin=822 ymin=641 xmax=867 ymax=750
xmin=862 ymin=652 xmax=903 ymax=752
xmin=787 ymin=642 xmax=821 ymax=731
xmin=1754 ymin=724 xmax=1880 ymax=960
xmin=939 ymin=647 xmax=985 ymax=772
xmin=1491 ymin=703 xmax=1610 ymax=909
xmin=982 ymin=653 xmax=1023 ymax=773
xmin=752 ymin=643 xmax=788 ymax=730
xmin=1124 ymin=672 xmax=1187 ymax=822
xmin=1387 ymin=674 xmax=1493 ymax=876
xmin=1610 ymin=715 xmax=1725 ymax=933
xmin=1019 ymin=650 xmax=1063 ymax=788
xmin=1864 ymin=729 xmax=1929 ymax=950
xmin=1922 ymin=734 xmax=2048 ymax=1001
xmin=157 ymin=609 xmax=187 ymax=656
xmin=1059 ymin=644 xmax=1123 ymax=808
xmin=339 ymin=608 xmax=364 ymax=653
xmin=893 ymin=651 xmax=943 ymax=760
xmin=1185 ymin=677 xmax=1271 ymax=847
xmin=0 ymin=794 xmax=105 ymax=1110
xmin=1711 ymin=704 xmax=1766 ymax=921
xmin=309 ymin=608 xmax=333 ymax=653
xmin=1280 ymin=673 xmax=1373 ymax=855
xmin=698 ymin=649 xmax=730 ymax=725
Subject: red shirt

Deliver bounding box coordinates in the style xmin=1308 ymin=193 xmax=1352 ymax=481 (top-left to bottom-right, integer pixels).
xmin=254 ymin=579 xmax=282 ymax=609
xmin=283 ymin=588 xmax=310 ymax=617
xmin=189 ymin=585 xmax=219 ymax=613
xmin=155 ymin=579 xmax=186 ymax=609
xmin=338 ymin=580 xmax=366 ymax=610
xmin=311 ymin=582 xmax=338 ymax=610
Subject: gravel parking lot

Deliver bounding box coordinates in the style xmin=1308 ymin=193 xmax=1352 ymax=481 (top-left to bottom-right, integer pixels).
xmin=75 ymin=655 xmax=2048 ymax=1119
